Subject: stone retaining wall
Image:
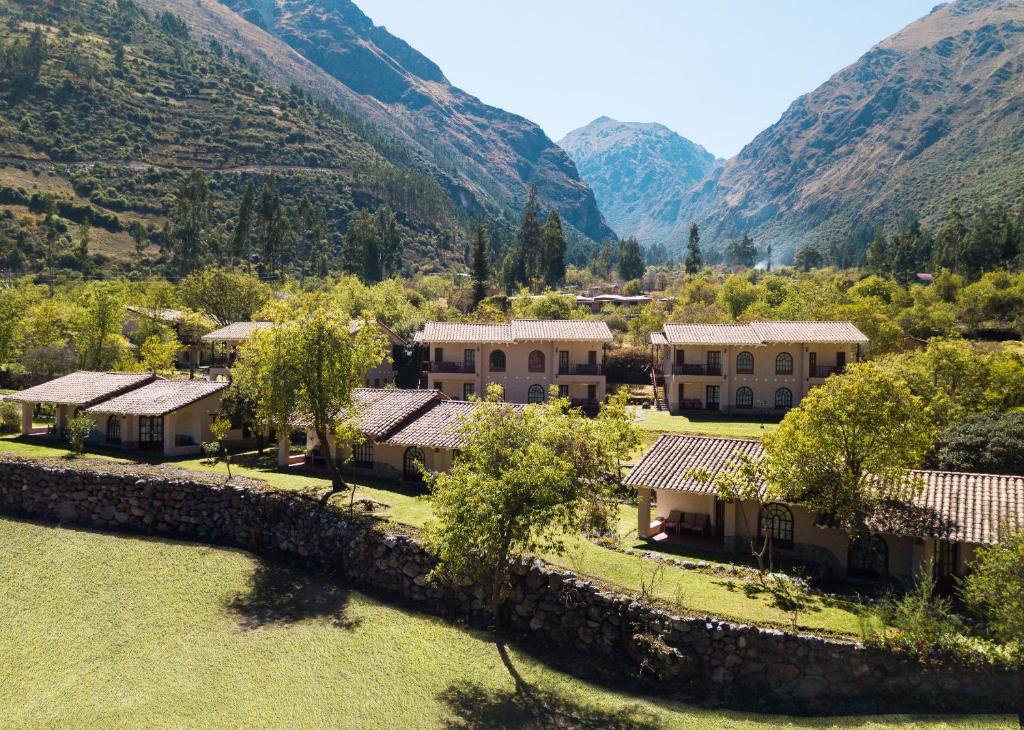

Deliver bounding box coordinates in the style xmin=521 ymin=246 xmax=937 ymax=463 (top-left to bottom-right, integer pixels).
xmin=0 ymin=456 xmax=1020 ymax=714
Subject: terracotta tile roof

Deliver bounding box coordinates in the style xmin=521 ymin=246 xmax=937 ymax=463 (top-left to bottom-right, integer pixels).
xmin=350 ymin=319 xmax=405 ymax=346
xmin=871 ymin=470 xmax=1024 ymax=545
xmin=624 ymin=434 xmax=765 ymax=495
xmin=7 ymin=372 xmax=158 ymax=407
xmin=201 ymin=321 xmax=275 ymax=342
xmin=348 ymin=389 xmax=445 ymax=438
xmin=657 ymin=320 xmax=868 ymax=346
xmin=649 ymin=332 xmax=669 ymax=346
xmin=85 ymin=380 xmax=228 ymax=416
xmin=414 ymin=319 xmax=612 ymax=344
xmin=626 ymin=434 xmax=1023 ymax=545
xmin=383 ymin=400 xmax=524 ymax=449
xmin=126 ymin=305 xmax=183 ymax=323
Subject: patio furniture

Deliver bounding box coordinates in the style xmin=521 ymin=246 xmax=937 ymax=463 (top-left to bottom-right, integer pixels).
xmin=663 ymin=510 xmax=683 ymax=535
xmin=678 ymin=512 xmax=712 ymax=538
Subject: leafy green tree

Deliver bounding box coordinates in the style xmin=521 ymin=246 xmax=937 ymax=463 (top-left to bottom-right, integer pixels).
xmin=129 ymin=220 xmax=148 ymax=259
xmin=138 ymin=334 xmax=180 ymax=375
xmin=865 ymin=231 xmax=889 ymax=274
xmin=75 ymin=283 xmax=130 ymax=370
xmin=961 ymin=529 xmax=1024 ymax=645
xmin=932 ymin=410 xmax=1024 ymax=475
xmin=469 ymin=220 xmax=489 ymax=308
xmin=171 ymin=170 xmax=211 ymax=275
xmin=933 ymin=198 xmax=966 ymax=273
xmin=178 ymin=268 xmax=272 ymax=325
xmin=377 ymin=206 xmax=401 ymax=279
xmin=263 ymin=203 xmax=294 ymax=278
xmin=65 ymin=413 xmax=94 ymax=455
xmin=794 ymin=246 xmax=823 ymax=271
xmin=233 ymin=306 xmax=386 ymax=505
xmin=764 ymin=362 xmax=935 ymax=533
xmin=618 ymin=236 xmax=646 ymax=282
xmin=515 ymin=185 xmax=544 ymax=285
xmin=684 ymin=223 xmax=702 ymax=274
xmin=725 ymin=234 xmax=757 ymax=268
xmin=717 ymin=274 xmax=758 ymax=319
xmin=203 ymin=416 xmax=235 ymax=481
xmin=426 ymin=387 xmax=624 ymax=623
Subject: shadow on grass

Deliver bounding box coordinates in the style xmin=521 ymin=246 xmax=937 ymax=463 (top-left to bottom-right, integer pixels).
xmin=438 ymin=642 xmax=663 ymax=729
xmin=227 ymin=559 xmax=361 ymax=631
xmin=713 ymin=578 xmax=824 ymax=616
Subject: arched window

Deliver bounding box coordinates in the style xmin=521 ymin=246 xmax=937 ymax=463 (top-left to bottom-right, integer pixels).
xmin=775 ymin=352 xmax=793 ymax=375
xmin=736 ymin=351 xmax=754 ymax=374
xmin=403 ymin=446 xmax=425 ymax=482
xmin=106 ymin=416 xmax=121 ymax=444
xmin=489 ymin=349 xmax=506 ymax=372
xmin=528 ymin=384 xmax=545 ymax=403
xmin=774 ymin=388 xmax=793 ymax=410
xmin=758 ymin=503 xmax=794 ymax=549
xmin=352 ymin=439 xmax=374 ymax=468
xmin=848 ymin=535 xmax=889 ymax=580
xmin=735 ymin=387 xmax=753 ymax=409
xmin=528 ymin=350 xmax=545 ymax=373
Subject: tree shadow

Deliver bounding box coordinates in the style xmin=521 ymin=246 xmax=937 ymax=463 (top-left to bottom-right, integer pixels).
xmin=437 ymin=642 xmax=664 ymax=729
xmin=226 ymin=559 xmax=361 ymax=631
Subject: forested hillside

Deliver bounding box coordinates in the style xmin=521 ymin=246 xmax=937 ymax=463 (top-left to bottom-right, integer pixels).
xmin=667 ymin=0 xmax=1024 ymax=261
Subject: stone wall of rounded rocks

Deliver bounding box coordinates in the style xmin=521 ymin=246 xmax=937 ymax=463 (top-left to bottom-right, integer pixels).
xmin=0 ymin=456 xmax=1020 ymax=714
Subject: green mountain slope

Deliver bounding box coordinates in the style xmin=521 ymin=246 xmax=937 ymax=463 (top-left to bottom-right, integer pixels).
xmin=559 ymin=117 xmax=720 ymax=243
xmin=669 ymin=0 xmax=1024 ymax=259
xmin=0 ymin=0 xmax=467 ymax=273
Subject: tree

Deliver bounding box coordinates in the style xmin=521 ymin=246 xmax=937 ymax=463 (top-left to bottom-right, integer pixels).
xmin=171 ymin=170 xmax=211 ymax=275
xmin=684 ymin=223 xmax=702 ymax=274
xmin=65 ymin=413 xmax=94 ymax=455
xmin=515 ymin=186 xmax=544 ymax=285
xmin=263 ymin=203 xmax=294 ymax=278
xmin=76 ymin=283 xmax=130 ymax=371
xmin=178 ymin=268 xmax=272 ymax=325
xmin=203 ymin=416 xmax=235 ymax=481
xmin=865 ymin=231 xmax=889 ymax=274
xmin=139 ymin=334 xmax=179 ymax=375
xmin=961 ymin=529 xmax=1024 ymax=644
xmin=425 ymin=387 xmax=624 ymax=624
xmin=229 ymin=182 xmax=255 ymax=270
xmin=233 ymin=307 xmax=386 ymax=505
xmin=129 ymin=220 xmax=148 ymax=258
xmin=540 ymin=210 xmax=567 ymax=286
xmin=377 ymin=206 xmax=401 ymax=279
xmin=595 ymin=389 xmax=640 ymax=481
xmin=618 ymin=236 xmax=646 ymax=282
xmin=725 ymin=234 xmax=757 ymax=268
xmin=470 ymin=220 xmax=489 ymax=308
xmin=342 ymin=209 xmax=383 ymax=282
xmin=763 ymin=362 xmax=935 ymax=533
xmin=794 ymin=246 xmax=823 ymax=272
xmin=932 ymin=410 xmax=1024 ymax=475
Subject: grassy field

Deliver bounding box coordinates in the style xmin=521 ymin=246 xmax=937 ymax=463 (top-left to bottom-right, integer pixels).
xmin=0 ymin=517 xmax=1013 ymax=729
xmin=0 ymin=435 xmax=878 ymax=636
xmin=631 ymin=409 xmax=779 ymax=439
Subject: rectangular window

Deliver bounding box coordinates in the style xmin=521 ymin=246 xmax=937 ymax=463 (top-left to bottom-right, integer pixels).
xmin=558 ymin=385 xmax=569 ymax=399
xmin=587 ymin=350 xmax=597 ymax=366
xmin=706 ymin=351 xmax=722 ymax=375
xmin=674 ymin=349 xmax=685 ymax=366
xmin=706 ymin=385 xmax=720 ymax=410
xmin=352 ymin=440 xmax=374 ymax=468
xmin=434 ymin=347 xmax=444 ymax=364
xmin=558 ymin=350 xmax=569 ymax=374
xmin=462 ymin=382 xmax=475 ymax=401
xmin=463 ymin=349 xmax=475 ymax=371
xmin=587 ymin=384 xmax=597 ymax=401
xmin=809 ymin=352 xmax=817 ymax=376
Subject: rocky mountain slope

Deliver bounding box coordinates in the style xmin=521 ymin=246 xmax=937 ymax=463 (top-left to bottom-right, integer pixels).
xmin=668 ymin=0 xmax=1024 ymax=259
xmin=164 ymin=0 xmax=615 ymax=244
xmin=559 ymin=117 xmax=719 ymax=243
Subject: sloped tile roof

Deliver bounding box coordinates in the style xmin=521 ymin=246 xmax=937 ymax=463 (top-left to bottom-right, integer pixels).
xmin=350 ymin=319 xmax=405 ymax=346
xmin=649 ymin=332 xmax=668 ymax=346
xmin=348 ymin=389 xmax=445 ymax=438
xmin=626 ymin=434 xmax=1023 ymax=545
xmin=7 ymin=372 xmax=158 ymax=407
xmin=201 ymin=321 xmax=275 ymax=342
xmin=624 ymin=434 xmax=765 ymax=495
xmin=85 ymin=380 xmax=228 ymax=416
xmin=126 ymin=306 xmax=183 ymax=323
xmin=413 ymin=319 xmax=612 ymax=344
xmin=658 ymin=321 xmax=868 ymax=346
xmin=383 ymin=400 xmax=524 ymax=449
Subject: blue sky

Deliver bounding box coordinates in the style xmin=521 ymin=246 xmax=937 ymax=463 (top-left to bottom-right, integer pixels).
xmin=354 ymin=1 xmax=939 ymax=158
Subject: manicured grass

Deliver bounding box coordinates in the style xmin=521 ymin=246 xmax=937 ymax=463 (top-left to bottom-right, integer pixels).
xmin=632 ymin=408 xmax=779 ymax=439
xmin=0 ymin=517 xmax=1012 ymax=729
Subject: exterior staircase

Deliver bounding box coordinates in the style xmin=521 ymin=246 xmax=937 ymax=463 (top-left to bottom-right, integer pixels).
xmin=651 ymin=370 xmax=669 ymax=412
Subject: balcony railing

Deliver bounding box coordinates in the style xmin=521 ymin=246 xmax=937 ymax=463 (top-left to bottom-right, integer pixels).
xmin=428 ymin=361 xmax=476 ymax=374
xmin=571 ymin=398 xmax=601 ymax=415
xmin=810 ymin=365 xmax=843 ymax=378
xmin=558 ymin=363 xmax=604 ymax=376
xmin=671 ymin=364 xmax=722 ymax=376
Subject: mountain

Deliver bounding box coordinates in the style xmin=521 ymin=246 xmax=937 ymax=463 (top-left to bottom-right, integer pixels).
xmin=559 ymin=117 xmax=719 ymax=243
xmin=143 ymin=0 xmax=614 ymax=245
xmin=668 ymin=0 xmax=1024 ymax=259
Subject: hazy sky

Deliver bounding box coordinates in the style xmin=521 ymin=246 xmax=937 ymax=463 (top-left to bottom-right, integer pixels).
xmin=354 ymin=1 xmax=939 ymax=158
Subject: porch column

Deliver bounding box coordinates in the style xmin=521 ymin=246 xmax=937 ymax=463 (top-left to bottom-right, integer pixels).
xmin=637 ymin=487 xmax=652 ymax=539
xmin=163 ymin=412 xmax=176 ymax=454
xmin=277 ymin=434 xmax=290 ymax=467
xmin=20 ymin=402 xmax=33 ymax=435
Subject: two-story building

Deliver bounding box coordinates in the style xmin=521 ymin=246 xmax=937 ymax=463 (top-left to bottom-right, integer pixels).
xmin=650 ymin=321 xmax=869 ymax=415
xmin=413 ymin=319 xmax=613 ymax=409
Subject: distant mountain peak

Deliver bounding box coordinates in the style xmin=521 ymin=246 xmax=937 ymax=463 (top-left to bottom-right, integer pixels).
xmin=559 ymin=118 xmax=719 ymax=243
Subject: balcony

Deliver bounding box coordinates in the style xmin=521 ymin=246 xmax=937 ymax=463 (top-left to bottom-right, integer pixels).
xmin=428 ymin=361 xmax=476 ymax=374
xmin=810 ymin=365 xmax=844 ymax=378
xmin=571 ymin=398 xmax=601 ymax=416
xmin=671 ymin=364 xmax=722 ymax=377
xmin=558 ymin=363 xmax=604 ymax=376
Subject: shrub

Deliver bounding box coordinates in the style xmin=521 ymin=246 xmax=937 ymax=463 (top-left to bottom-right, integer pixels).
xmin=0 ymin=400 xmax=20 ymax=434
xmin=604 ymin=347 xmax=651 ymax=384
xmin=931 ymin=410 xmax=1024 ymax=475
xmin=65 ymin=413 xmax=94 ymax=454
xmin=961 ymin=529 xmax=1024 ymax=645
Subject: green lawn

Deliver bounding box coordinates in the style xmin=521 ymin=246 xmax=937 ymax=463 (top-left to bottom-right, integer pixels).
xmin=0 ymin=517 xmax=1012 ymax=729
xmin=632 ymin=408 xmax=779 ymax=439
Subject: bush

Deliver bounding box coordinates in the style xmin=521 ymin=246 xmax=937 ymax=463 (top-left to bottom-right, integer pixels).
xmin=961 ymin=529 xmax=1024 ymax=645
xmin=0 ymin=400 xmax=20 ymax=434
xmin=931 ymin=410 xmax=1024 ymax=475
xmin=65 ymin=413 xmax=94 ymax=454
xmin=604 ymin=347 xmax=651 ymax=384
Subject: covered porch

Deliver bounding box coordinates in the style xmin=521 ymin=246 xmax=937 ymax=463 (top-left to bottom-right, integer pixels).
xmin=637 ymin=486 xmax=727 ymax=549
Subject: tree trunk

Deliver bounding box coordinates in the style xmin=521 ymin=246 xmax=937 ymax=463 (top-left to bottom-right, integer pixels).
xmin=316 ymin=427 xmax=346 ymax=506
